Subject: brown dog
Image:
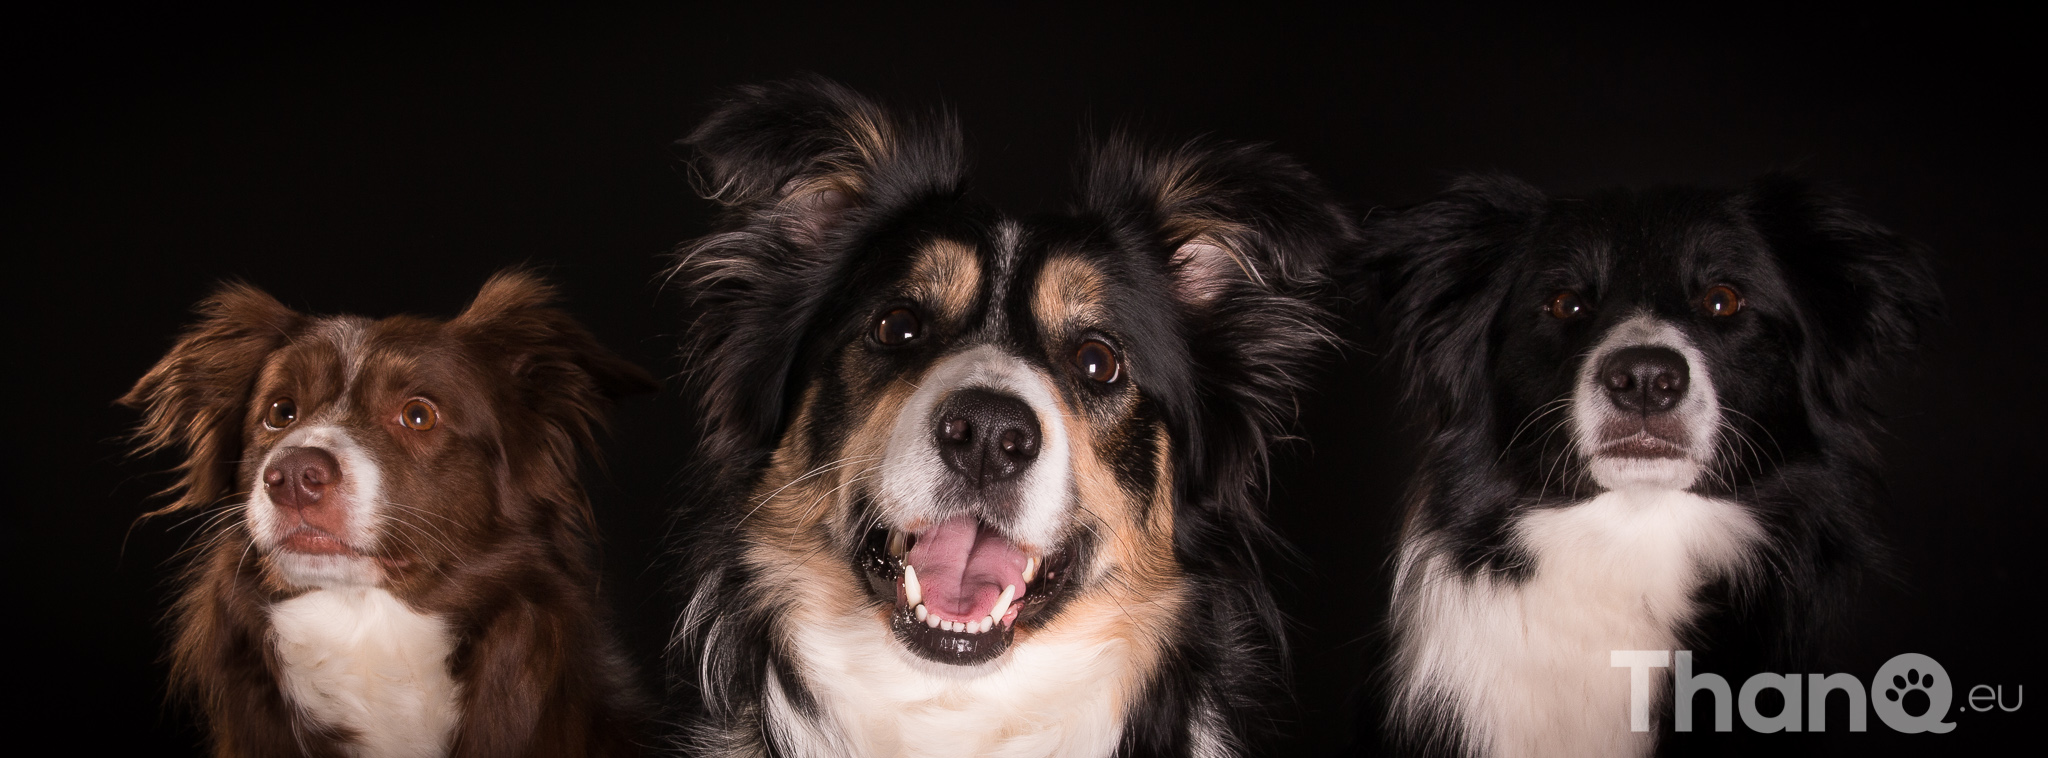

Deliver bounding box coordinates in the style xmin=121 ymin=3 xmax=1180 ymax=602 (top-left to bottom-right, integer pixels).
xmin=121 ymin=270 xmax=656 ymax=757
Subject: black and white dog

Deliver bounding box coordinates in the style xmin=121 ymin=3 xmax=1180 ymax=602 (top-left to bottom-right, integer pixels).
xmin=664 ymin=77 xmax=1354 ymax=756
xmin=1363 ymin=174 xmax=1940 ymax=756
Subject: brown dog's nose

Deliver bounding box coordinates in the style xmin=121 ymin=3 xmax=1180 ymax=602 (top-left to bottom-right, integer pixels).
xmin=265 ymin=447 xmax=341 ymax=510
xmin=1599 ymin=346 xmax=1690 ymax=413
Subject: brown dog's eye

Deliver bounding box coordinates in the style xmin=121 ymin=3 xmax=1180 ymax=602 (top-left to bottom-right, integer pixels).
xmin=264 ymin=398 xmax=297 ymax=430
xmin=1075 ymin=340 xmax=1120 ymax=384
xmin=875 ymin=308 xmax=922 ymax=346
xmin=1547 ymin=291 xmax=1587 ymax=320
xmin=400 ymin=399 xmax=437 ymax=431
xmin=1703 ymin=285 xmax=1744 ymax=317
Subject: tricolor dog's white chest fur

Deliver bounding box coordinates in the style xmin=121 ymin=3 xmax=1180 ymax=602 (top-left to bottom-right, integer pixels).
xmin=771 ymin=610 xmax=1142 ymax=758
xmin=270 ymin=587 xmax=462 ymax=758
xmin=1393 ymin=489 xmax=1762 ymax=758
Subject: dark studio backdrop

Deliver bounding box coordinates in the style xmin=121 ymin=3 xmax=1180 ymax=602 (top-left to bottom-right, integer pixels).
xmin=8 ymin=5 xmax=2039 ymax=755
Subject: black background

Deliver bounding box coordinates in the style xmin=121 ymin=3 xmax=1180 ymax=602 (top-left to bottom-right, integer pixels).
xmin=8 ymin=6 xmax=2039 ymax=755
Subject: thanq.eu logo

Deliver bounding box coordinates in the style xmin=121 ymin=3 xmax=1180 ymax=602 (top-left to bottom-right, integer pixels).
xmin=1611 ymin=651 xmax=2022 ymax=734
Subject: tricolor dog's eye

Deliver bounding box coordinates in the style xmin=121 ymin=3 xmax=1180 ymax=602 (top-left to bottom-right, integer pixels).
xmin=1075 ymin=340 xmax=1120 ymax=384
xmin=1547 ymin=291 xmax=1588 ymax=320
xmin=400 ymin=399 xmax=438 ymax=431
xmin=1702 ymin=285 xmax=1744 ymax=317
xmin=875 ymin=308 xmax=923 ymax=346
xmin=264 ymin=398 xmax=297 ymax=430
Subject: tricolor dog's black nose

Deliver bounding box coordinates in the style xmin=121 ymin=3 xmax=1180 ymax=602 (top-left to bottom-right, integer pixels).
xmin=934 ymin=388 xmax=1040 ymax=488
xmin=1600 ymin=346 xmax=1690 ymax=413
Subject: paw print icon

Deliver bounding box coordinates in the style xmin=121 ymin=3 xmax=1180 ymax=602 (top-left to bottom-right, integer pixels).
xmin=1873 ymin=654 xmax=1957 ymax=733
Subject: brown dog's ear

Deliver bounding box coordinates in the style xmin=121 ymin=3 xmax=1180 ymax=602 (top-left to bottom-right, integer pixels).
xmin=120 ymin=283 xmax=303 ymax=517
xmin=455 ymin=269 xmax=660 ymax=403
xmin=454 ymin=270 xmax=657 ymax=513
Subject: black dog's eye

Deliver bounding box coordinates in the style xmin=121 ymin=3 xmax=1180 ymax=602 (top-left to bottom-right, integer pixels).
xmin=1075 ymin=340 xmax=1120 ymax=384
xmin=264 ymin=398 xmax=297 ymax=430
xmin=400 ymin=399 xmax=438 ymax=431
xmin=1702 ymin=285 xmax=1744 ymax=317
xmin=875 ymin=308 xmax=922 ymax=346
xmin=1547 ymin=291 xmax=1587 ymax=320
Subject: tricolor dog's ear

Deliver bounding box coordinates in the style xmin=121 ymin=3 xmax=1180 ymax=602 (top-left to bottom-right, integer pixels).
xmin=1079 ymin=135 xmax=1356 ymax=512
xmin=120 ymin=283 xmax=304 ymax=516
xmin=670 ymin=76 xmax=967 ymax=469
xmin=1081 ymin=134 xmax=1353 ymax=312
xmin=683 ymin=74 xmax=967 ymax=253
xmin=1740 ymin=174 xmax=1944 ymax=419
xmin=1368 ymin=174 xmax=1548 ymax=426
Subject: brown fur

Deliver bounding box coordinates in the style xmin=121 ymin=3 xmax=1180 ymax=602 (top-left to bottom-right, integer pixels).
xmin=121 ymin=271 xmax=658 ymax=757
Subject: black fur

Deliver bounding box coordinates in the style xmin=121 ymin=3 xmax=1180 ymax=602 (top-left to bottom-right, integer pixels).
xmin=1355 ymin=173 xmax=1941 ymax=755
xmin=662 ymin=76 xmax=1353 ymax=756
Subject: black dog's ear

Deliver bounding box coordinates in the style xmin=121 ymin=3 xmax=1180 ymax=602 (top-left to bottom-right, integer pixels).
xmin=671 ymin=77 xmax=967 ymax=469
xmin=1369 ymin=174 xmax=1548 ymax=425
xmin=120 ymin=283 xmax=304 ymax=517
xmin=1080 ymin=135 xmax=1356 ymax=511
xmin=1741 ymin=175 xmax=1943 ymax=418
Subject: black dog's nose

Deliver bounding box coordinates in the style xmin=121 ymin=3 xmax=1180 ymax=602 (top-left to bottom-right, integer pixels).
xmin=1599 ymin=346 xmax=1690 ymax=413
xmin=933 ymin=388 xmax=1040 ymax=488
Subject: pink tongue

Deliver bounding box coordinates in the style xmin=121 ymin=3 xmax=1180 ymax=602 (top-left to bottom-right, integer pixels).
xmin=905 ymin=514 xmax=1029 ymax=620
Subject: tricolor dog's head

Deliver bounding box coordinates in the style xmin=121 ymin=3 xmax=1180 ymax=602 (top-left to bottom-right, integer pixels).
xmin=1372 ymin=174 xmax=1941 ymax=499
xmin=671 ymin=77 xmax=1350 ymax=669
xmin=121 ymin=271 xmax=655 ymax=593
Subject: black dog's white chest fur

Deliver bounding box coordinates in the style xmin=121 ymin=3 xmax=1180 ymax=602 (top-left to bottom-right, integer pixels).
xmin=1392 ymin=490 xmax=1761 ymax=757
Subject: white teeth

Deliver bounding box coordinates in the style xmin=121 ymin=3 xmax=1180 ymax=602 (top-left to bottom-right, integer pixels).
xmin=949 ymin=621 xmax=964 ymax=633
xmin=979 ymin=616 xmax=993 ymax=633
xmin=926 ymin=611 xmax=942 ymax=629
xmin=888 ymin=529 xmax=909 ymax=557
xmin=914 ymin=604 xmax=927 ymax=621
xmin=1022 ymin=556 xmax=1039 ymax=583
xmin=902 ymin=564 xmax=922 ymax=607
xmin=989 ymin=584 xmax=1015 ymax=623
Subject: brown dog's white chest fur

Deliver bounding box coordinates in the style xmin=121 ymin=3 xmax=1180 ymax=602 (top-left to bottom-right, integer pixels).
xmin=271 ymin=588 xmax=461 ymax=758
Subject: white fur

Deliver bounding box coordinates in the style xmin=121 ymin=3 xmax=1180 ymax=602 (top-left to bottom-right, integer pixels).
xmin=271 ymin=587 xmax=461 ymax=758
xmin=1392 ymin=491 xmax=1762 ymax=758
xmin=1571 ymin=313 xmax=1721 ymax=490
xmin=772 ymin=605 xmax=1136 ymax=758
xmin=875 ymin=345 xmax=1073 ymax=550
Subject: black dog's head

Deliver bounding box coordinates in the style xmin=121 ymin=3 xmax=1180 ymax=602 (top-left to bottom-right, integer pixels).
xmin=1371 ymin=174 xmax=1940 ymax=502
xmin=669 ymin=76 xmax=1350 ymax=676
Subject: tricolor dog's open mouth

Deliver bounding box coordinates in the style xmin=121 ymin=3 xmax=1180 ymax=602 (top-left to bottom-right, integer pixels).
xmin=856 ymin=507 xmax=1079 ymax=665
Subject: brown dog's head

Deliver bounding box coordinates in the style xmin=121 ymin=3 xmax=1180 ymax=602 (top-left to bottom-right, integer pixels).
xmin=121 ymin=270 xmax=656 ymax=594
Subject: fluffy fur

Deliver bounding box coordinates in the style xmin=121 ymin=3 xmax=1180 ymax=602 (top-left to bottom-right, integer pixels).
xmin=664 ymin=76 xmax=1354 ymax=757
xmin=121 ymin=271 xmax=658 ymax=757
xmin=1358 ymin=175 xmax=1941 ymax=756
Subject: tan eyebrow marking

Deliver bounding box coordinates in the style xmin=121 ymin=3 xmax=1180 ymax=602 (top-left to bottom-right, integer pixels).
xmin=905 ymin=239 xmax=983 ymax=323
